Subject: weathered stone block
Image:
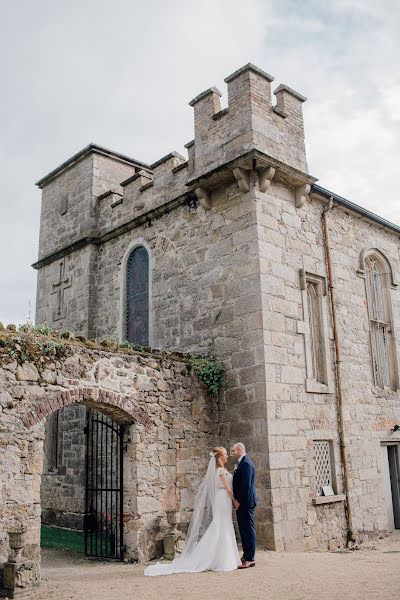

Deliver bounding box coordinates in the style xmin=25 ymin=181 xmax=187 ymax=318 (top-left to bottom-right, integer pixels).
xmin=16 ymin=364 xmax=39 ymax=383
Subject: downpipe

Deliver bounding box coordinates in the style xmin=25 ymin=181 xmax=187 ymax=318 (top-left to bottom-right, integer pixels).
xmin=322 ymin=198 xmax=355 ymax=545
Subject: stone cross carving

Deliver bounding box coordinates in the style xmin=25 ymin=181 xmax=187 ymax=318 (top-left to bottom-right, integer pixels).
xmin=51 ymin=259 xmax=72 ymax=320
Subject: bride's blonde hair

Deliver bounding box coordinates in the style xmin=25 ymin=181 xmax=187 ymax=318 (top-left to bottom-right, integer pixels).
xmin=212 ymin=447 xmax=226 ymax=465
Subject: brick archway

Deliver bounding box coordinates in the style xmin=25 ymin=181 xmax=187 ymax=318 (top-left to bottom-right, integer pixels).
xmin=21 ymin=386 xmax=152 ymax=429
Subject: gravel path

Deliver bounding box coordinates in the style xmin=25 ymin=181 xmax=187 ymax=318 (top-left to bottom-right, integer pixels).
xmin=37 ymin=533 xmax=400 ymax=600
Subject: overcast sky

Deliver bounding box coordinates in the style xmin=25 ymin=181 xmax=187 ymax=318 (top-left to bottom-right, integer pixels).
xmin=1 ymin=0 xmax=399 ymax=325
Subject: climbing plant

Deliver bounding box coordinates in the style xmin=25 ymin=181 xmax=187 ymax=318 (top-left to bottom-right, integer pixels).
xmin=189 ymin=354 xmax=227 ymax=396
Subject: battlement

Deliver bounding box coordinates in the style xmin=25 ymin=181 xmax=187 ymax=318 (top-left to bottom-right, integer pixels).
xmin=35 ymin=63 xmax=315 ymax=265
xmin=187 ymin=63 xmax=309 ymax=180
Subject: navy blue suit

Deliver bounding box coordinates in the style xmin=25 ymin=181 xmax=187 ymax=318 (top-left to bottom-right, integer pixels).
xmin=232 ymin=454 xmax=257 ymax=562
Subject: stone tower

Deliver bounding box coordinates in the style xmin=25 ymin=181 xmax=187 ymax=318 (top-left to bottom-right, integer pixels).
xmin=33 ymin=63 xmax=316 ymax=549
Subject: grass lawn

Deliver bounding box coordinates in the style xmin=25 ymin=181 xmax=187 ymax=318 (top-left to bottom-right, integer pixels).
xmin=41 ymin=525 xmax=84 ymax=554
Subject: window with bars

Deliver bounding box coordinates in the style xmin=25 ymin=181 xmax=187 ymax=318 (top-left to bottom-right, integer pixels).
xmin=314 ymin=440 xmax=334 ymax=496
xmin=364 ymin=254 xmax=397 ymax=390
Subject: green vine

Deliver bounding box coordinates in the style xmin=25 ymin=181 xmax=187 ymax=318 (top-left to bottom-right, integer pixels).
xmin=189 ymin=354 xmax=227 ymax=396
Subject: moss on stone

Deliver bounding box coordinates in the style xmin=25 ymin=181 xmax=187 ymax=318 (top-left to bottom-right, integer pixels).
xmin=0 ymin=326 xmax=224 ymax=394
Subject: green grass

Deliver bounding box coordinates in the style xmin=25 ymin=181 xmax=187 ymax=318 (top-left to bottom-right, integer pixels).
xmin=40 ymin=525 xmax=84 ymax=554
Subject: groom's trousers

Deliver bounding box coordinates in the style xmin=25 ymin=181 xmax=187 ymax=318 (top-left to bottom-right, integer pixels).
xmin=236 ymin=506 xmax=256 ymax=562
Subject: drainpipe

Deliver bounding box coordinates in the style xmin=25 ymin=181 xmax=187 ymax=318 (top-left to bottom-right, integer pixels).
xmin=322 ymin=198 xmax=355 ymax=544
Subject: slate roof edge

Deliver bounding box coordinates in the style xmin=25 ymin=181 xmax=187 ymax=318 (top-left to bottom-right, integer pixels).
xmin=311 ymin=184 xmax=400 ymax=235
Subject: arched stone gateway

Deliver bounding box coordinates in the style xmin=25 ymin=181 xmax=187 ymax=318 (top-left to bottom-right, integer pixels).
xmin=21 ymin=386 xmax=152 ymax=429
xmin=0 ymin=332 xmax=215 ymax=598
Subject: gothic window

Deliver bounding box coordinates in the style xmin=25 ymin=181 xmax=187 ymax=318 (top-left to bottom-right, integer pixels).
xmin=126 ymin=246 xmax=149 ymax=345
xmin=298 ymin=270 xmax=334 ymax=393
xmin=364 ymin=253 xmax=397 ymax=389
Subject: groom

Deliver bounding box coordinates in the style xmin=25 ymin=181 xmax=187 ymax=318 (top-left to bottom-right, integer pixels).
xmin=232 ymin=442 xmax=257 ymax=569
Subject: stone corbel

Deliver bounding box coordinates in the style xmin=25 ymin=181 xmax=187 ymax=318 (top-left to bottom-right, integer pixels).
xmin=295 ymin=183 xmax=311 ymax=208
xmin=195 ymin=186 xmax=212 ymax=210
xmin=233 ymin=167 xmax=251 ymax=193
xmin=258 ymin=166 xmax=276 ymax=192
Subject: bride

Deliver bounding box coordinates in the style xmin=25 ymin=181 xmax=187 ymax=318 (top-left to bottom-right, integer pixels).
xmin=144 ymin=446 xmax=241 ymax=575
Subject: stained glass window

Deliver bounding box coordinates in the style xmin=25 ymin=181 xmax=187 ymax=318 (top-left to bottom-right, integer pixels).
xmin=126 ymin=246 xmax=149 ymax=345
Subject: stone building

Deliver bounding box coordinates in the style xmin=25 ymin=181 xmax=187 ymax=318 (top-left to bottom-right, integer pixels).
xmin=24 ymin=61 xmax=400 ymax=559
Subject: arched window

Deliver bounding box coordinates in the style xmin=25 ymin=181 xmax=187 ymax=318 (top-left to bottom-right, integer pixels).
xmin=126 ymin=246 xmax=149 ymax=345
xmin=364 ymin=253 xmax=397 ymax=389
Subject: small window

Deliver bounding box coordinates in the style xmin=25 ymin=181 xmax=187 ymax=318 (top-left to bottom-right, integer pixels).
xmin=314 ymin=440 xmax=335 ymax=496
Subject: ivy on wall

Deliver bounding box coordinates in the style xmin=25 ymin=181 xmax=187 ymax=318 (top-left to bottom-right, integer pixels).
xmin=189 ymin=354 xmax=227 ymax=396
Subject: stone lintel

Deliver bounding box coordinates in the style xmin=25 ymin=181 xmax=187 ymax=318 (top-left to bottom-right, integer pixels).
xmin=224 ymin=63 xmax=274 ymax=84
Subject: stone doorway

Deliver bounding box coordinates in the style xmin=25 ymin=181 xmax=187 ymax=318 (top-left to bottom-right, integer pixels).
xmin=41 ymin=406 xmax=125 ymax=562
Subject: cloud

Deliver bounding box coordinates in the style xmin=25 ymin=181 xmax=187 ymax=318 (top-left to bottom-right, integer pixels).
xmin=0 ymin=0 xmax=399 ymax=323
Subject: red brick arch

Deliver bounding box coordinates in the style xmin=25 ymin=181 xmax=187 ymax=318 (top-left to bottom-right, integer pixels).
xmin=22 ymin=386 xmax=152 ymax=429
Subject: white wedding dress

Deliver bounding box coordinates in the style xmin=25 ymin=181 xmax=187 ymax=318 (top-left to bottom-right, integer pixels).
xmin=144 ymin=459 xmax=241 ymax=576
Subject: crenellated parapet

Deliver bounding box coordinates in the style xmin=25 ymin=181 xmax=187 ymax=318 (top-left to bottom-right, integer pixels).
xmin=185 ymin=63 xmax=316 ymax=211
xmin=188 ymin=64 xmax=308 ymax=175
xmin=35 ymin=63 xmax=317 ymax=269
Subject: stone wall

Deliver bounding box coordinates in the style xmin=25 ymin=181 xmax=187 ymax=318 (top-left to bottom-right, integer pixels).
xmin=0 ymin=330 xmax=215 ymax=595
xmin=257 ymin=179 xmax=400 ymax=550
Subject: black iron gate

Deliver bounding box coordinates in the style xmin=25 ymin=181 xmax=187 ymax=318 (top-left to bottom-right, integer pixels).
xmin=84 ymin=409 xmax=124 ymax=560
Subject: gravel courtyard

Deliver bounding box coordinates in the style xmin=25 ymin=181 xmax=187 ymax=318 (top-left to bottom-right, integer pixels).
xmin=37 ymin=533 xmax=400 ymax=600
